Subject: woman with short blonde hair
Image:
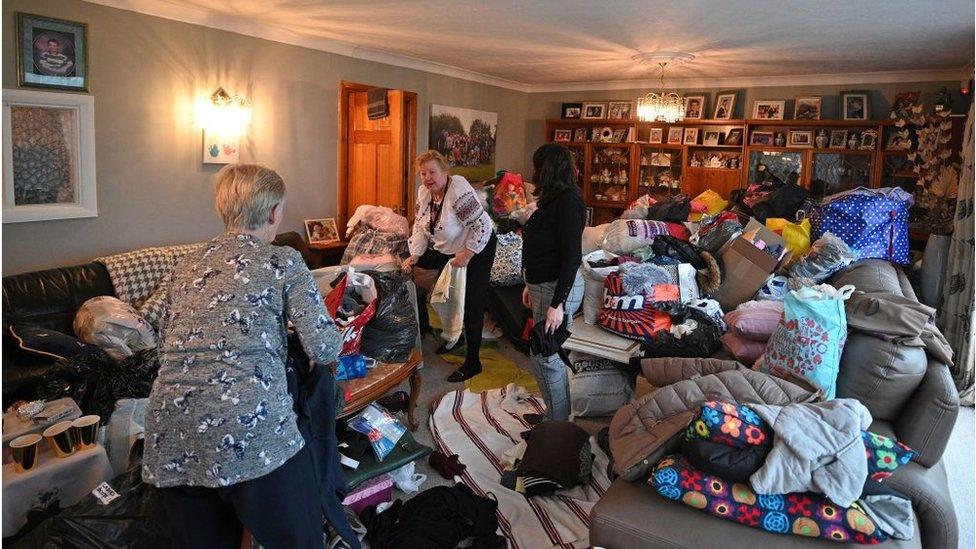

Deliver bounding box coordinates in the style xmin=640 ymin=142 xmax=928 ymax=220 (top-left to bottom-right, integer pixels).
xmin=404 ymin=150 xmax=496 ymax=382
xmin=143 ymin=163 xmax=343 ymax=548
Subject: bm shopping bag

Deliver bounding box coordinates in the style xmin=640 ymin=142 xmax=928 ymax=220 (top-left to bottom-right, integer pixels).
xmin=756 ymin=284 xmax=855 ymax=399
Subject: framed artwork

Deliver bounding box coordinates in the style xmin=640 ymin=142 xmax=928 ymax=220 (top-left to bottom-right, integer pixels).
xmin=702 ymin=130 xmax=721 ymax=146
xmin=611 ymin=128 xmax=627 ymax=143
xmin=713 ymin=92 xmax=736 ymax=120
xmin=794 ymin=96 xmax=822 ymax=120
xmin=683 ymin=127 xmax=699 ymax=145
xmin=3 ymin=89 xmax=97 ymax=223
xmin=16 ymin=13 xmax=88 ymax=91
xmin=842 ymin=93 xmax=869 ymax=121
xmin=553 ymin=129 xmax=571 ymax=142
xmin=649 ymin=152 xmax=672 ymax=167
xmin=203 ymin=129 xmax=239 ymax=164
xmin=829 ymin=130 xmax=848 ymax=149
xmin=648 ymin=128 xmax=664 ymax=143
xmin=683 ymin=95 xmax=706 ymax=119
xmin=582 ymin=102 xmax=607 ymax=120
xmin=788 ymin=130 xmax=813 ymax=148
xmin=607 ymin=101 xmax=634 ymax=120
xmin=750 ymin=131 xmax=774 ymax=146
xmin=859 ymin=129 xmax=878 ymax=150
xmin=430 ymin=104 xmax=497 ymax=181
xmin=752 ymin=100 xmax=785 ymax=120
xmin=561 ymin=102 xmax=582 ymax=119
xmin=724 ymin=128 xmax=743 ymax=146
xmin=305 ymin=218 xmax=340 ymax=244
xmin=667 ymin=127 xmax=684 ymax=144
xmin=572 ymin=128 xmax=587 ymax=142
xmin=890 ymin=91 xmax=920 ymax=119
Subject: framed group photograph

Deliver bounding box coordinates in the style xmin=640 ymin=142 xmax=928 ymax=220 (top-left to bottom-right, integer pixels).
xmin=842 ymin=93 xmax=869 ymax=121
xmin=3 ymin=89 xmax=97 ymax=223
xmin=724 ymin=128 xmax=743 ymax=146
xmin=794 ymin=96 xmax=822 ymax=120
xmin=683 ymin=95 xmax=705 ymax=119
xmin=750 ymin=131 xmax=774 ymax=146
xmin=305 ymin=218 xmax=340 ymax=244
xmin=787 ymin=130 xmax=813 ymax=148
xmin=553 ymin=129 xmax=571 ymax=142
xmin=607 ymin=101 xmax=634 ymax=120
xmin=667 ymin=127 xmax=684 ymax=144
xmin=582 ymin=102 xmax=607 ymax=120
xmin=16 ymin=13 xmax=88 ymax=91
xmin=713 ymin=92 xmax=736 ymax=119
xmin=829 ymin=129 xmax=848 ymax=149
xmin=702 ymin=130 xmax=721 ymax=146
xmin=683 ymin=127 xmax=699 ymax=145
xmin=752 ymin=100 xmax=785 ymax=120
xmin=648 ymin=128 xmax=664 ymax=143
xmin=561 ymin=102 xmax=582 ymax=119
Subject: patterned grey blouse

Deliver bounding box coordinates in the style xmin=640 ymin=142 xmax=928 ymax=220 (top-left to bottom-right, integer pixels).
xmin=141 ymin=232 xmax=341 ymax=488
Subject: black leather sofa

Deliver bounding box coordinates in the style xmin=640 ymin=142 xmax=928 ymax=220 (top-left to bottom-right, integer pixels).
xmin=2 ymin=232 xmax=312 ymax=405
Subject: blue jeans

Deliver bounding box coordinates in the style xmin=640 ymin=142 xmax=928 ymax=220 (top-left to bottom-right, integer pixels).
xmin=526 ymin=272 xmax=584 ymax=421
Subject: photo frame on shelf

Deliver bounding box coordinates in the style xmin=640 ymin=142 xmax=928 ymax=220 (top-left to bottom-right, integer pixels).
xmin=794 ymin=96 xmax=822 ymax=120
xmin=305 ymin=218 xmax=340 ymax=244
xmin=561 ymin=102 xmax=582 ymax=119
xmin=16 ymin=13 xmax=89 ymax=91
xmin=752 ymin=100 xmax=785 ymax=120
xmin=572 ymin=128 xmax=587 ymax=142
xmin=829 ymin=129 xmax=848 ymax=149
xmin=3 ymin=88 xmax=97 ymax=223
xmin=683 ymin=95 xmax=706 ymax=119
xmin=553 ymin=129 xmax=571 ymax=142
xmin=724 ymin=128 xmax=743 ymax=146
xmin=649 ymin=152 xmax=673 ymax=167
xmin=702 ymin=130 xmax=721 ymax=146
xmin=859 ymin=129 xmax=878 ymax=150
xmin=667 ymin=127 xmax=684 ymax=144
xmin=683 ymin=127 xmax=699 ymax=145
xmin=648 ymin=128 xmax=664 ymax=143
xmin=842 ymin=92 xmax=869 ymax=120
xmin=611 ymin=128 xmax=627 ymax=143
xmin=585 ymin=207 xmax=594 ymax=227
xmin=582 ymin=102 xmax=607 ymax=120
xmin=750 ymin=131 xmax=774 ymax=146
xmin=713 ymin=92 xmax=736 ymax=120
xmin=607 ymin=101 xmax=634 ymax=120
xmin=787 ymin=130 xmax=813 ymax=148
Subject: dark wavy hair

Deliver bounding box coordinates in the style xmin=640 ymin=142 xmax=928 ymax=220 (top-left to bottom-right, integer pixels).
xmin=531 ymin=143 xmax=578 ymax=206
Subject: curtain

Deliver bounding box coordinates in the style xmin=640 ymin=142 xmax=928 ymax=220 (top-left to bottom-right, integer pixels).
xmin=939 ymin=98 xmax=975 ymax=405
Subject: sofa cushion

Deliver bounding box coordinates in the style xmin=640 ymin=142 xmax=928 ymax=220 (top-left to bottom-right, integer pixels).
xmin=7 ymin=324 xmax=91 ymax=362
xmin=836 ymin=333 xmax=927 ymax=421
xmin=2 ymin=262 xmax=116 ymax=335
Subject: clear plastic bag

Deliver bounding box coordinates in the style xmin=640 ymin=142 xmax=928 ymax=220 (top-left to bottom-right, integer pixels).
xmin=73 ymin=296 xmax=157 ymax=361
xmin=347 ymin=403 xmax=406 ymax=461
xmin=788 ymin=232 xmax=859 ymax=283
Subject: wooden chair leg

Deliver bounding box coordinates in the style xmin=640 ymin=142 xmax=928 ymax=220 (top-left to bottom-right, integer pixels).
xmin=407 ymin=369 xmax=422 ymax=431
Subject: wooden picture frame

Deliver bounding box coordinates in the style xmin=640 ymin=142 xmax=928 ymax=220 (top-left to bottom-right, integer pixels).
xmin=842 ymin=93 xmax=869 ymax=121
xmin=794 ymin=96 xmax=822 ymax=120
xmin=683 ymin=127 xmax=699 ymax=145
xmin=713 ymin=92 xmax=736 ymax=120
xmin=750 ymin=131 xmax=774 ymax=146
xmin=752 ymin=100 xmax=786 ymax=120
xmin=305 ymin=217 xmax=340 ymax=244
xmin=607 ymin=101 xmax=634 ymax=120
xmin=829 ymin=130 xmax=848 ymax=149
xmin=16 ymin=12 xmax=89 ymax=91
xmin=667 ymin=127 xmax=683 ymax=144
xmin=582 ymin=102 xmax=607 ymax=120
xmin=787 ymin=130 xmax=813 ymax=148
xmin=648 ymin=128 xmax=664 ymax=144
xmin=683 ymin=95 xmax=706 ymax=120
xmin=553 ymin=129 xmax=571 ymax=142
xmin=724 ymin=128 xmax=743 ymax=146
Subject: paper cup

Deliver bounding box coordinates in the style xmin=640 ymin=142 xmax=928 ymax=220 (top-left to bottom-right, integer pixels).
xmin=71 ymin=415 xmax=100 ymax=450
xmin=10 ymin=433 xmax=42 ymax=472
xmin=43 ymin=421 xmax=76 ymax=457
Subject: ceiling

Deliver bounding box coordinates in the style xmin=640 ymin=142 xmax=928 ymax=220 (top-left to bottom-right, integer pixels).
xmin=90 ymin=0 xmax=975 ymax=91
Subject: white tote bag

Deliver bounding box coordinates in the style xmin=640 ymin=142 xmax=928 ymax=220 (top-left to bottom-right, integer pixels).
xmin=430 ymin=264 xmax=467 ymax=346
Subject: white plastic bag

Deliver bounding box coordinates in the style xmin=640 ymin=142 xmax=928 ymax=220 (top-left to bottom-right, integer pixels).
xmin=430 ymin=263 xmax=467 ymax=346
xmin=73 ymin=296 xmax=157 ymax=361
xmin=389 ymin=461 xmax=427 ymax=493
xmin=581 ymin=250 xmax=618 ymax=324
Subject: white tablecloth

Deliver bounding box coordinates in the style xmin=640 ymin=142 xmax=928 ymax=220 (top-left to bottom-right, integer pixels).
xmin=2 ymin=444 xmax=113 ymax=537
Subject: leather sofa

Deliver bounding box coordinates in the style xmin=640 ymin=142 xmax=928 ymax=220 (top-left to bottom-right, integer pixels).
xmin=2 ymin=232 xmax=312 ymax=405
xmin=591 ymin=260 xmax=960 ymax=549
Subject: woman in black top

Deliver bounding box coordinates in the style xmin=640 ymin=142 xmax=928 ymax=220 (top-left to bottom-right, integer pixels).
xmin=521 ymin=144 xmax=585 ymax=421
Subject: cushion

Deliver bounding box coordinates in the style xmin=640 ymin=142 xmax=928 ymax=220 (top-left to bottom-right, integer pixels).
xmin=568 ymin=351 xmax=634 ymax=417
xmin=684 ymin=401 xmax=771 ymax=449
xmin=490 ymin=232 xmax=523 ymax=287
xmin=724 ymin=300 xmax=783 ymax=342
xmin=651 ymin=454 xmax=889 ymax=544
xmin=518 ymin=420 xmax=590 ymax=487
xmin=7 ymin=324 xmax=91 ymax=362
xmin=682 ymin=439 xmax=769 ymax=483
xmin=721 ymin=333 xmax=766 ymax=365
xmin=136 ymin=277 xmax=170 ymax=330
xmin=862 ymin=431 xmax=915 ymax=482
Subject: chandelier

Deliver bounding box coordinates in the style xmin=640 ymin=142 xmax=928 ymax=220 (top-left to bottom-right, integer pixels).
xmin=633 ymin=52 xmax=694 ymax=123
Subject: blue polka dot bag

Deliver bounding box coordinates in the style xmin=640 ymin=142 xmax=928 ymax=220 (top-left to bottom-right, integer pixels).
xmin=809 ymin=187 xmax=913 ymax=265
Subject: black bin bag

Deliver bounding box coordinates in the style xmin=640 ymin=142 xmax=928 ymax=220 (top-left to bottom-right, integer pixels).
xmin=360 ymin=271 xmax=418 ymax=363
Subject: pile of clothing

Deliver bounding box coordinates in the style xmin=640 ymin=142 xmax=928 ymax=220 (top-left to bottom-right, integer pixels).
xmin=341 ymin=205 xmax=410 ymax=267
xmin=499 ymin=421 xmax=593 ymax=497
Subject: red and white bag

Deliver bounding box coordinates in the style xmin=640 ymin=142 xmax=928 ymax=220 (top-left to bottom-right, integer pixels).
xmin=325 ymin=269 xmax=378 ymax=356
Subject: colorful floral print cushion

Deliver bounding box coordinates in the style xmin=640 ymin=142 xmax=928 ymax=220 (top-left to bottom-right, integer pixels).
xmin=862 ymin=431 xmax=915 ymax=481
xmin=651 ymin=454 xmax=888 ymax=544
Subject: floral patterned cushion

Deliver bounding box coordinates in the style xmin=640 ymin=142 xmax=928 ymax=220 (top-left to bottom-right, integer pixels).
xmin=862 ymin=431 xmax=915 ymax=481
xmin=651 ymin=454 xmax=889 ymax=544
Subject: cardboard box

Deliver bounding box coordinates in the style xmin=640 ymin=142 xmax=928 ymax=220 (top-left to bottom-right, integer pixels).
xmin=714 ymin=218 xmax=790 ymax=311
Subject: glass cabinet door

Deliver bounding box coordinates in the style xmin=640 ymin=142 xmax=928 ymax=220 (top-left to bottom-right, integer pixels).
xmin=638 ymin=146 xmax=681 ymax=200
xmin=588 ymin=146 xmax=631 ymax=204
xmin=747 ymin=150 xmax=803 ymax=185
xmin=811 ymin=152 xmax=873 ymax=194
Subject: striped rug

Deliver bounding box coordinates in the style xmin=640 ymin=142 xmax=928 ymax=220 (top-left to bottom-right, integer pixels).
xmin=429 ymin=387 xmax=611 ymax=549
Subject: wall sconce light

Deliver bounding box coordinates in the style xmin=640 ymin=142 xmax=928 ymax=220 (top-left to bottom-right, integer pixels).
xmin=198 ymin=86 xmax=252 ymax=164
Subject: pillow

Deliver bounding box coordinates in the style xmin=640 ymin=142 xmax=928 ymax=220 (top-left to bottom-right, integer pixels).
xmin=685 ymin=401 xmax=771 ymax=449
xmin=721 ymin=333 xmax=766 ymax=365
xmin=651 ymin=454 xmax=889 ymax=544
xmin=724 ymin=300 xmax=784 ymax=341
xmin=862 ymin=431 xmax=915 ymax=482
xmin=7 ymin=324 xmax=91 ymax=362
xmin=136 ymin=275 xmax=171 ymax=330
xmin=682 ymin=438 xmax=769 ymax=483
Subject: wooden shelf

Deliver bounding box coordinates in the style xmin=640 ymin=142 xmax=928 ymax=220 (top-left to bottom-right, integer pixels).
xmin=686 ymin=166 xmax=741 ymax=172
xmin=688 ymin=144 xmax=743 ymax=149
xmin=747 ymin=119 xmax=879 ymax=127
xmin=748 ymin=146 xmax=876 ymax=155
xmin=883 ymin=149 xmax=916 ymax=155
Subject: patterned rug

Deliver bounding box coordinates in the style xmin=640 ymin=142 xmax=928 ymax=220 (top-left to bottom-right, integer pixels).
xmin=429 ymin=387 xmax=611 ymax=549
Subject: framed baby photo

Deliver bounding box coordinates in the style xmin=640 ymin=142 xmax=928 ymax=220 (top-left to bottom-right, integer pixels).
xmin=794 ymin=96 xmax=822 ymax=120
xmin=607 ymin=101 xmax=634 ymax=120
xmin=683 ymin=95 xmax=706 ymax=119
xmin=683 ymin=127 xmax=699 ymax=145
xmin=713 ymin=92 xmax=736 ymax=120
xmin=667 ymin=127 xmax=684 ymax=144
xmin=582 ymin=102 xmax=607 ymax=120
xmin=305 ymin=218 xmax=340 ymax=244
xmin=561 ymin=102 xmax=582 ymax=119
xmin=842 ymin=93 xmax=869 ymax=121
xmin=724 ymin=128 xmax=743 ymax=146
xmin=553 ymin=129 xmax=571 ymax=142
xmin=648 ymin=128 xmax=664 ymax=143
xmin=16 ymin=13 xmax=89 ymax=91
xmin=752 ymin=100 xmax=785 ymax=120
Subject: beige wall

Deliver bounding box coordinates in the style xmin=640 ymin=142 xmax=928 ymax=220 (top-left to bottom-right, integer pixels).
xmin=1 ymin=0 xmax=529 ymax=275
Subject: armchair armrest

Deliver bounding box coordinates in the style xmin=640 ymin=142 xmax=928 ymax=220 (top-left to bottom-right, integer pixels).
xmin=894 ymin=358 xmax=959 ymax=467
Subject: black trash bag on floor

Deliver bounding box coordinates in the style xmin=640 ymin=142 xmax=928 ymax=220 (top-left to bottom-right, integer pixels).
xmin=10 ymin=468 xmax=175 ymax=549
xmin=641 ymin=303 xmax=722 ymax=358
xmin=360 ymin=271 xmax=418 ymax=363
xmin=646 ymin=194 xmax=691 ymax=223
xmin=36 ymin=348 xmax=160 ymax=420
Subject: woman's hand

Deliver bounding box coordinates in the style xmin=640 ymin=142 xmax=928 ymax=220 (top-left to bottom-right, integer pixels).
xmin=544 ymin=304 xmax=564 ymax=334
xmin=451 ymin=248 xmax=474 ymax=268
xmin=402 ymin=255 xmax=420 ymax=271
xmin=522 ymin=286 xmax=532 ymax=309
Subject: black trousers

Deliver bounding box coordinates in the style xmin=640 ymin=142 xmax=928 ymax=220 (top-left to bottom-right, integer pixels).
xmin=158 ymin=446 xmax=323 ymax=549
xmin=418 ymin=233 xmax=497 ymax=366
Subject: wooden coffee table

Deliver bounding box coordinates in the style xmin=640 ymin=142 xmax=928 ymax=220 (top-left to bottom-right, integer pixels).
xmin=337 ymin=348 xmax=423 ymax=431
